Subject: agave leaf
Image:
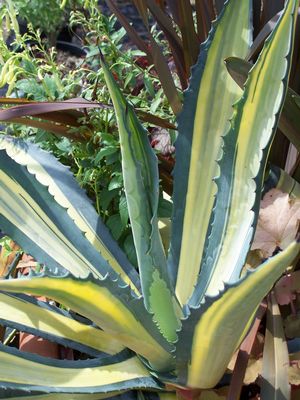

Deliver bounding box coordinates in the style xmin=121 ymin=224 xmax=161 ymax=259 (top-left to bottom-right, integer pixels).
xmin=264 ymin=166 xmax=300 ymax=198
xmin=0 ymin=292 xmax=125 ymax=356
xmin=169 ymin=0 xmax=252 ymax=305
xmin=2 ymin=395 xmax=120 ymax=400
xmin=227 ymin=301 xmax=267 ymax=400
xmin=157 ymin=394 xmax=176 ymax=400
xmin=191 ymin=0 xmax=298 ymax=303
xmin=5 ymin=393 xmax=140 ymax=400
xmin=175 ymin=238 xmax=300 ymax=389
xmin=0 ymin=136 xmax=140 ymax=294
xmin=0 ymin=273 xmax=173 ymax=371
xmin=0 ymin=345 xmax=162 ymax=396
xmin=260 ymin=293 xmax=290 ymax=400
xmin=247 ymin=10 xmax=282 ymax=60
xmin=100 ymin=54 xmax=181 ymax=339
xmin=225 ymin=57 xmax=300 ymax=152
xmin=7 ymin=391 xmax=163 ymax=400
xmin=137 ymin=392 xmax=176 ymax=400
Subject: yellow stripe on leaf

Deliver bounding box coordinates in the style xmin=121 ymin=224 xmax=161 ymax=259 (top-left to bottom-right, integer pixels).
xmin=185 ymin=240 xmax=300 ymax=388
xmin=0 ymin=292 xmax=124 ymax=355
xmin=204 ymin=0 xmax=298 ymax=297
xmin=0 ymin=275 xmax=173 ymax=372
xmin=174 ymin=0 xmax=252 ymax=305
xmin=0 ymin=350 xmax=155 ymax=390
xmin=0 ymin=137 xmax=140 ymax=294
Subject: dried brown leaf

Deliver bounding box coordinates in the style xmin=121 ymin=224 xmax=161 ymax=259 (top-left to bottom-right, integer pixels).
xmin=0 ymin=241 xmax=20 ymax=277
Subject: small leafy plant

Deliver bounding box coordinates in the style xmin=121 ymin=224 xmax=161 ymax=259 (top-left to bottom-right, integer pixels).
xmin=0 ymin=0 xmax=299 ymax=398
xmin=5 ymin=0 xmax=81 ymax=46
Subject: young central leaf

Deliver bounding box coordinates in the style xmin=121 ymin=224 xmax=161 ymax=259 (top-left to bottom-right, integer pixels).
xmin=100 ymin=54 xmax=180 ymax=339
xmin=149 ymin=270 xmax=181 ymax=342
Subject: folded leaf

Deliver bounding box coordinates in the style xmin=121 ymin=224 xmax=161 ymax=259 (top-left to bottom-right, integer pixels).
xmin=169 ymin=0 xmax=252 ymax=305
xmin=0 ymin=292 xmax=125 ymax=356
xmin=100 ymin=54 xmax=180 ymax=340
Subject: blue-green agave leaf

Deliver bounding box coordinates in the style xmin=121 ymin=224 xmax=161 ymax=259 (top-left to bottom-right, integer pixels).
xmin=100 ymin=54 xmax=181 ymax=341
xmin=175 ymin=238 xmax=300 ymax=389
xmin=0 ymin=292 xmax=126 ymax=357
xmin=0 ymin=344 xmax=162 ymax=397
xmin=0 ymin=135 xmax=140 ymax=294
xmin=191 ymin=0 xmax=298 ymax=304
xmin=168 ymin=0 xmax=252 ymax=305
xmin=0 ymin=271 xmax=174 ymax=372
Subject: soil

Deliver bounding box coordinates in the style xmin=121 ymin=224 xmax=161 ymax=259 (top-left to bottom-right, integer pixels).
xmin=56 ymin=49 xmax=85 ymax=74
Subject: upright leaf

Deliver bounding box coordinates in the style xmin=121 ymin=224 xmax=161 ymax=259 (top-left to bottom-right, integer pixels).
xmin=169 ymin=0 xmax=252 ymax=305
xmin=194 ymin=0 xmax=215 ymax=43
xmin=175 ymin=0 xmax=199 ymax=71
xmin=225 ymin=57 xmax=300 ymax=152
xmin=100 ymin=55 xmax=181 ymax=339
xmin=146 ymin=0 xmax=187 ymax=88
xmin=191 ymin=0 xmax=298 ymax=303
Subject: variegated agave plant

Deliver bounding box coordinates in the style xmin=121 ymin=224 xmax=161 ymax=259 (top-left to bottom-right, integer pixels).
xmin=0 ymin=0 xmax=299 ymax=398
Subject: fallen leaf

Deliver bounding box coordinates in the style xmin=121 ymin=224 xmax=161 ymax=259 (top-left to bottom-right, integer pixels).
xmin=244 ymin=358 xmax=263 ymax=385
xmin=274 ymin=271 xmax=300 ymax=305
xmin=0 ymin=240 xmax=20 ymax=277
xmin=251 ymin=189 xmax=300 ymax=258
xmin=151 ymin=128 xmax=175 ymax=155
xmin=289 ymin=362 xmax=300 ymax=386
